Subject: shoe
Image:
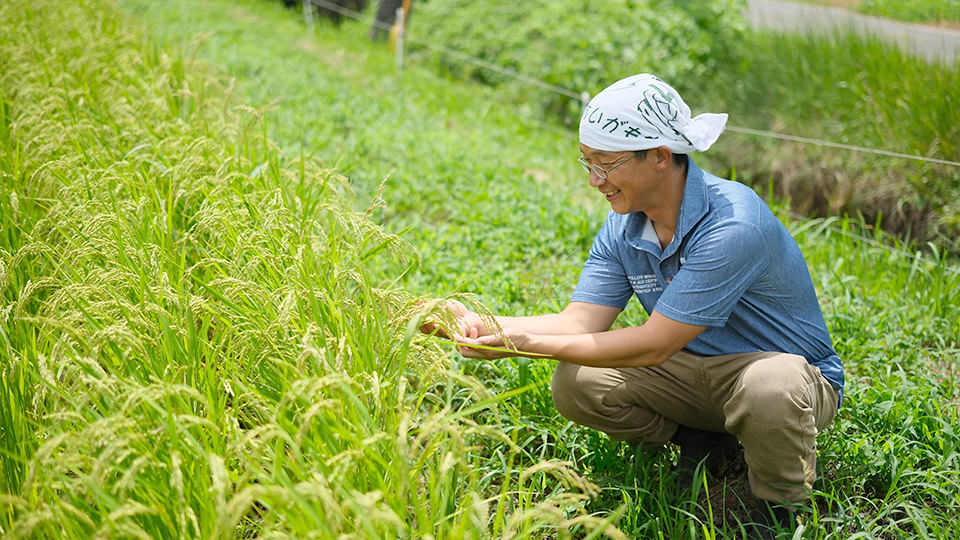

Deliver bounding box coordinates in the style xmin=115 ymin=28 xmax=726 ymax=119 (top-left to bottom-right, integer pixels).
xmin=670 ymin=426 xmax=745 ymax=483
xmin=745 ymin=501 xmax=797 ymax=539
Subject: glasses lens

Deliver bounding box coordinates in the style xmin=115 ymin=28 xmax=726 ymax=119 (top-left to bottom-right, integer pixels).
xmin=578 ymin=157 xmax=605 ymax=178
xmin=577 ymin=157 xmax=590 ymax=173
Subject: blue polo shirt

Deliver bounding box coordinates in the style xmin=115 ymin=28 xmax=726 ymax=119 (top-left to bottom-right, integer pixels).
xmin=571 ymin=160 xmax=844 ymax=402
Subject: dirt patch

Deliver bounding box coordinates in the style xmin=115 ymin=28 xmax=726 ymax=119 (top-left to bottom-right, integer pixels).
xmin=695 ymin=474 xmax=761 ymax=529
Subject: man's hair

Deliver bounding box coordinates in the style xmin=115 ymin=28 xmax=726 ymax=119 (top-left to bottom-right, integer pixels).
xmin=634 ymin=149 xmax=688 ymax=169
xmin=674 ymin=153 xmax=688 ymax=169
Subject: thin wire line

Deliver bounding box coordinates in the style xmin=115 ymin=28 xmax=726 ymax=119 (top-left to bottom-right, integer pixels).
xmin=306 ymin=0 xmax=958 ymax=169
xmin=303 ymin=0 xmax=960 ymax=272
xmin=402 ymin=38 xmax=585 ymax=101
xmin=726 ymin=126 xmax=960 ymax=167
xmin=307 ymin=0 xmax=584 ymax=100
xmin=308 ymin=0 xmax=386 ymax=30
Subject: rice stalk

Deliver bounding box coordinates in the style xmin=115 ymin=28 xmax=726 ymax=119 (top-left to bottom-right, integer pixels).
xmin=0 ymin=0 xmax=623 ymax=537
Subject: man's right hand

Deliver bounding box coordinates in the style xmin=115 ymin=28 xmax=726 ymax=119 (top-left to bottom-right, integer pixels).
xmin=418 ymin=299 xmax=490 ymax=340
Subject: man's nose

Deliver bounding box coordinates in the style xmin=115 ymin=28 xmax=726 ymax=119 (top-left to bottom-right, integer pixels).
xmin=588 ymin=171 xmax=605 ymax=187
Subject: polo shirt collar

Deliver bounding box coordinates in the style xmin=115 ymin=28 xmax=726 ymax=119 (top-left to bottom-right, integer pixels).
xmin=624 ymin=159 xmax=709 ymax=258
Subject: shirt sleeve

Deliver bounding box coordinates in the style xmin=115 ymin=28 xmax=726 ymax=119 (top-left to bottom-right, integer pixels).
xmin=570 ymin=218 xmax=634 ymax=309
xmin=655 ymin=220 xmax=770 ymax=326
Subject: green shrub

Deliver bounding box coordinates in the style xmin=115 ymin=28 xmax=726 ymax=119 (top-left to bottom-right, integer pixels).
xmin=409 ymin=0 xmax=747 ymax=124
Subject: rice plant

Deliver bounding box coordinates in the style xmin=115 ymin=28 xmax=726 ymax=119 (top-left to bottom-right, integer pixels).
xmin=0 ymin=0 xmax=621 ymax=538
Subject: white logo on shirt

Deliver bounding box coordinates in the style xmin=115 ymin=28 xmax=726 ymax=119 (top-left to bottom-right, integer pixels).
xmin=629 ymin=274 xmax=663 ymax=294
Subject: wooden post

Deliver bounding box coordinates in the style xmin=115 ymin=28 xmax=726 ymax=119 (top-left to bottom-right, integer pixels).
xmin=394 ymin=6 xmax=405 ymax=70
xmin=304 ymin=0 xmax=315 ymax=37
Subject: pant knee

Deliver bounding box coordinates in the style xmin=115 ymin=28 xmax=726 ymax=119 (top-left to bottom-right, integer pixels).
xmin=723 ymin=355 xmax=833 ymax=504
xmin=550 ymin=362 xmax=677 ymax=446
xmin=550 ymin=361 xmax=595 ymax=423
xmin=726 ymin=356 xmax=811 ymax=425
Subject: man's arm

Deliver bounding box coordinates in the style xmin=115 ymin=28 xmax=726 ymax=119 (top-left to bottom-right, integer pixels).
xmin=420 ymin=300 xmax=619 ymax=339
xmin=494 ymin=301 xmax=621 ymax=335
xmin=458 ymin=309 xmax=705 ymax=368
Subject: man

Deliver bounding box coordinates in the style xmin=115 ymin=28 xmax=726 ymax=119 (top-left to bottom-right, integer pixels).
xmin=425 ymin=74 xmax=843 ymax=535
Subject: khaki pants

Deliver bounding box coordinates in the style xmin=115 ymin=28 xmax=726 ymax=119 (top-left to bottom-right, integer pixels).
xmin=551 ymin=351 xmax=839 ymax=504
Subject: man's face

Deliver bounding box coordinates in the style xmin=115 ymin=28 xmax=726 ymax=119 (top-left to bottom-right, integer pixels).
xmin=579 ymin=144 xmax=657 ymax=215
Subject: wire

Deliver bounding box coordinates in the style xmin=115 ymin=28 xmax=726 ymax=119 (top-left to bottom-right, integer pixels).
xmin=303 ymin=0 xmax=960 ymax=272
xmin=307 ymin=0 xmax=585 ymax=100
xmin=306 ymin=0 xmax=958 ymax=169
xmin=307 ymin=0 xmax=398 ymax=33
xmin=725 ymin=126 xmax=960 ymax=167
xmin=401 ymin=38 xmax=586 ymax=102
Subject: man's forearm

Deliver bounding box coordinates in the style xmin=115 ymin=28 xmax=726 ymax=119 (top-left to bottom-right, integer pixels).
xmin=460 ymin=310 xmax=706 ymax=367
xmin=523 ymin=326 xmax=669 ymax=368
xmin=494 ymin=313 xmax=596 ymax=336
xmin=488 ymin=302 xmax=620 ymax=336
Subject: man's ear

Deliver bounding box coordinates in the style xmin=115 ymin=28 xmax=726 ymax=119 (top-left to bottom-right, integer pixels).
xmin=654 ymin=146 xmax=673 ymax=171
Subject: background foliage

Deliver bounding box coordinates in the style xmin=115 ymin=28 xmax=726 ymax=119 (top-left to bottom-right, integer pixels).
xmin=411 ymin=0 xmax=960 ymax=254
xmin=412 ymin=0 xmax=747 ymax=124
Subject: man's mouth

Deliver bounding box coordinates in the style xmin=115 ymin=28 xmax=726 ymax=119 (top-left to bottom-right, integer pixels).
xmin=602 ymin=189 xmax=621 ymax=201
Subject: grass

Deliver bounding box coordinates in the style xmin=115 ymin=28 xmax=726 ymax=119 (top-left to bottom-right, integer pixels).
xmin=2 ymin=0 xmax=959 ymax=538
xmin=697 ymin=25 xmax=960 ymax=254
xmin=0 ymin=1 xmax=614 ymax=538
xmin=796 ymin=0 xmax=960 ymax=24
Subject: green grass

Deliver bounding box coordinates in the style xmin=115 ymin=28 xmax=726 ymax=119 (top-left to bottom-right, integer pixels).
xmin=0 ymin=1 xmax=614 ymax=538
xmin=696 ymin=28 xmax=960 ymax=254
xmin=797 ymin=0 xmax=960 ymax=24
xmin=860 ymin=0 xmax=960 ymax=23
xmin=2 ymin=0 xmax=959 ymax=538
xmin=387 ymin=0 xmax=960 ymax=254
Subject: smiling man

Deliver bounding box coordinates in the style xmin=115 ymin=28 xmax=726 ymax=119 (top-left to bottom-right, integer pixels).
xmin=428 ymin=74 xmax=844 ymax=536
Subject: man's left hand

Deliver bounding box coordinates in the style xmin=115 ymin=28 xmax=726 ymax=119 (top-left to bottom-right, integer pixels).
xmin=455 ymin=328 xmax=531 ymax=359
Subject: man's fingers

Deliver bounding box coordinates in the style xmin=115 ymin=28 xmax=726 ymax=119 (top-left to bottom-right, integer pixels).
xmin=447 ymin=299 xmax=468 ymax=316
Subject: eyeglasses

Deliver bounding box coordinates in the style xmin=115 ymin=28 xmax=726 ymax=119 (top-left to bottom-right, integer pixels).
xmin=577 ymin=152 xmax=637 ymax=180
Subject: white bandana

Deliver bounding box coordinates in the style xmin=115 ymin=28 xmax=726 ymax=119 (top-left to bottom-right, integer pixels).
xmin=579 ymin=73 xmax=727 ymax=154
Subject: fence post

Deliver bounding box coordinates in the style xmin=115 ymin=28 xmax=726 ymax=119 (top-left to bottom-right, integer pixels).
xmin=395 ymin=7 xmax=405 ymax=71
xmin=304 ymin=0 xmax=315 ymax=37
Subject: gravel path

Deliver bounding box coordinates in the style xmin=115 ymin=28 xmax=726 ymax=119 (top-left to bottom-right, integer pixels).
xmin=747 ymin=0 xmax=960 ymax=63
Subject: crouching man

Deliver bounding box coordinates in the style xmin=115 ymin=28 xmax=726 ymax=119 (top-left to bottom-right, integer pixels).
xmin=425 ymin=73 xmax=843 ymax=537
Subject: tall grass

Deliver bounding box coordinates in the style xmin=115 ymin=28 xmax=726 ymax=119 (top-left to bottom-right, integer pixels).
xmin=677 ymin=26 xmax=960 ymax=254
xmin=0 ymin=0 xmax=620 ymax=538
xmin=127 ymin=1 xmax=959 ymax=537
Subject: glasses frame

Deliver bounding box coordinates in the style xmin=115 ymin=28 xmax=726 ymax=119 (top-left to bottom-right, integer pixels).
xmin=577 ymin=151 xmax=640 ymax=180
